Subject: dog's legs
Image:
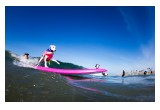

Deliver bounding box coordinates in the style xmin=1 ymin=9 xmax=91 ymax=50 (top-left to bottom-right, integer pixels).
xmin=44 ymin=56 xmax=48 ymax=68
xmin=37 ymin=56 xmax=44 ymax=66
xmin=52 ymin=59 xmax=60 ymax=65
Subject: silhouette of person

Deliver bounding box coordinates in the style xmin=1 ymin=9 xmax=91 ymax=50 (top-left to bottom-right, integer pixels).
xmin=122 ymin=70 xmax=125 ymax=77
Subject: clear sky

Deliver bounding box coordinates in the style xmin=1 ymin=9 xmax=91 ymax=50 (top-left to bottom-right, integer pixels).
xmin=5 ymin=6 xmax=155 ymax=74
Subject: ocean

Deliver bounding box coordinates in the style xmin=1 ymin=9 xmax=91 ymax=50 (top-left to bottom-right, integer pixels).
xmin=5 ymin=50 xmax=155 ymax=102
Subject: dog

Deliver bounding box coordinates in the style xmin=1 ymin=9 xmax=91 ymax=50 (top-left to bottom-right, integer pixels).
xmin=37 ymin=45 xmax=60 ymax=67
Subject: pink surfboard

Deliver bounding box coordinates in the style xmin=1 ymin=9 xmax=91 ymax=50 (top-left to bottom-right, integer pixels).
xmin=35 ymin=66 xmax=107 ymax=75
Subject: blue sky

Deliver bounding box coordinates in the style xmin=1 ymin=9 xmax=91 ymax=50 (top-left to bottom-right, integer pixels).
xmin=5 ymin=6 xmax=155 ymax=74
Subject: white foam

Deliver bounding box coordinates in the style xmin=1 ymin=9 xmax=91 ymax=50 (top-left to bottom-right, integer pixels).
xmin=11 ymin=52 xmax=39 ymax=68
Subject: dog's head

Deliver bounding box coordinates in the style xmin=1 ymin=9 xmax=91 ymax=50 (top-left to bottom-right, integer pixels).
xmin=50 ymin=45 xmax=56 ymax=52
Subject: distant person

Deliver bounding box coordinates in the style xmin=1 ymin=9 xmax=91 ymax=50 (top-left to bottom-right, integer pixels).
xmin=37 ymin=45 xmax=60 ymax=68
xmin=148 ymin=68 xmax=153 ymax=74
xmin=144 ymin=71 xmax=147 ymax=75
xmin=122 ymin=70 xmax=125 ymax=77
xmin=23 ymin=53 xmax=29 ymax=59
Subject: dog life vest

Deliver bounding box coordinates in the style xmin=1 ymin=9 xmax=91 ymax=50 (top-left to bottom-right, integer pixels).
xmin=42 ymin=49 xmax=54 ymax=61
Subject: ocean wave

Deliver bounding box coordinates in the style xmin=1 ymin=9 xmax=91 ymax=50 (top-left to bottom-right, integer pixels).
xmin=6 ymin=50 xmax=84 ymax=69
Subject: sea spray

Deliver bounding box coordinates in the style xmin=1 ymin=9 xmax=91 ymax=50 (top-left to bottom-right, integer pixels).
xmin=11 ymin=52 xmax=39 ymax=68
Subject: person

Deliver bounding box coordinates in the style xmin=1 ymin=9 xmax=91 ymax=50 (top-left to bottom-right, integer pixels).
xmin=144 ymin=71 xmax=147 ymax=75
xmin=122 ymin=70 xmax=125 ymax=77
xmin=37 ymin=45 xmax=60 ymax=67
xmin=23 ymin=53 xmax=29 ymax=59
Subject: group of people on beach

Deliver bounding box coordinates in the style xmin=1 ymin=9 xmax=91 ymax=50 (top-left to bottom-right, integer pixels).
xmin=122 ymin=69 xmax=154 ymax=77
